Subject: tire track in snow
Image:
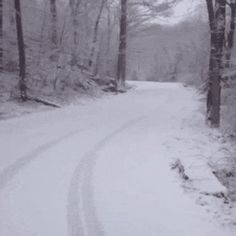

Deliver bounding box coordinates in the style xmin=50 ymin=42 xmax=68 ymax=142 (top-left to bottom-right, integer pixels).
xmin=0 ymin=128 xmax=88 ymax=190
xmin=67 ymin=117 xmax=145 ymax=236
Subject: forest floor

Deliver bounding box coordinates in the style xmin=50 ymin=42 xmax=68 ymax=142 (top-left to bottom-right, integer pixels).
xmin=0 ymin=81 xmax=236 ymax=235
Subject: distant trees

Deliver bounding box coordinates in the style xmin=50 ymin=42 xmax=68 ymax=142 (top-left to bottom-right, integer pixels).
xmin=116 ymin=0 xmax=180 ymax=88
xmin=0 ymin=0 xmax=187 ymax=99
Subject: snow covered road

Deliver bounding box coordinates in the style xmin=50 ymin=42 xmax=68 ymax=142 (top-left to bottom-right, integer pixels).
xmin=0 ymin=81 xmax=235 ymax=235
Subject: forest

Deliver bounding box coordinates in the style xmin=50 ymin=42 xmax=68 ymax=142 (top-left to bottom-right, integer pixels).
xmin=1 ymin=0 xmax=236 ymax=235
xmin=0 ymin=0 xmax=235 ymax=129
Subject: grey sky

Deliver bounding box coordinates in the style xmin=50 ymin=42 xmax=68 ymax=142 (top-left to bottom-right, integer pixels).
xmin=164 ymin=0 xmax=200 ymax=24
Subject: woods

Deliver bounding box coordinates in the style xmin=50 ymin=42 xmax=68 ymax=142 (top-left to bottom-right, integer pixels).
xmin=0 ymin=0 xmax=235 ymax=130
xmin=2 ymin=1 xmax=236 ymax=233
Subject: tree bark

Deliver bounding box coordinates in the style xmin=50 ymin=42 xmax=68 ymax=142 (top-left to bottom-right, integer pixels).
xmin=15 ymin=0 xmax=27 ymax=101
xmin=106 ymin=4 xmax=112 ymax=76
xmin=88 ymin=0 xmax=106 ymax=73
xmin=70 ymin=0 xmax=81 ymax=54
xmin=206 ymin=0 xmax=226 ymax=127
xmin=116 ymin=0 xmax=127 ymax=88
xmin=206 ymin=0 xmax=215 ymax=119
xmin=0 ymin=0 xmax=3 ymax=72
xmin=50 ymin=0 xmax=57 ymax=47
xmin=225 ymin=0 xmax=236 ymax=72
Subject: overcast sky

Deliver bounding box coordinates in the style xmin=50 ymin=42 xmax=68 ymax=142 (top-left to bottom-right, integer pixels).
xmin=162 ymin=0 xmax=200 ymax=24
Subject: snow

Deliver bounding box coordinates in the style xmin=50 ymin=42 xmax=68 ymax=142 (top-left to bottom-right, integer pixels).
xmin=0 ymin=81 xmax=235 ymax=235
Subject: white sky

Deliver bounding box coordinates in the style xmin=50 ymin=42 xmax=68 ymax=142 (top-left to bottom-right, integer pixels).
xmin=160 ymin=0 xmax=201 ymax=25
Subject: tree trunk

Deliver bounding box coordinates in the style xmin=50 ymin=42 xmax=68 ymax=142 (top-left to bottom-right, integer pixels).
xmin=50 ymin=0 xmax=57 ymax=47
xmin=0 ymin=0 xmax=3 ymax=72
xmin=15 ymin=0 xmax=27 ymax=101
xmin=225 ymin=1 xmax=236 ymax=75
xmin=206 ymin=0 xmax=214 ymax=122
xmin=106 ymin=4 xmax=112 ymax=76
xmin=206 ymin=0 xmax=226 ymax=127
xmin=70 ymin=0 xmax=81 ymax=59
xmin=88 ymin=0 xmax=106 ymax=73
xmin=116 ymin=0 xmax=127 ymax=88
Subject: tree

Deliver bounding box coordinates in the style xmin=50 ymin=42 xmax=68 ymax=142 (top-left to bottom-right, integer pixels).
xmin=116 ymin=0 xmax=128 ymax=88
xmin=206 ymin=0 xmax=226 ymax=127
xmin=15 ymin=0 xmax=27 ymax=101
xmin=89 ymin=0 xmax=106 ymax=74
xmin=0 ymin=0 xmax=3 ymax=72
xmin=105 ymin=2 xmax=113 ymax=76
xmin=224 ymin=0 xmax=236 ymax=76
xmin=69 ymin=0 xmax=82 ymax=61
xmin=50 ymin=0 xmax=57 ymax=47
xmin=116 ymin=0 xmax=180 ymax=88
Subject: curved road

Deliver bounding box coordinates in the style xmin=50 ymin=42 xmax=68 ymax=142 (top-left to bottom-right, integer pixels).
xmin=0 ymin=82 xmax=235 ymax=235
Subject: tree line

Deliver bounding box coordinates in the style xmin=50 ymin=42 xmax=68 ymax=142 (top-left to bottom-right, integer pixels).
xmin=0 ymin=0 xmax=233 ymax=128
xmin=0 ymin=0 xmax=177 ymax=99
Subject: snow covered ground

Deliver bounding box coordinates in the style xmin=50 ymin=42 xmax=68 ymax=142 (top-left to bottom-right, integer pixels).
xmin=0 ymin=81 xmax=235 ymax=236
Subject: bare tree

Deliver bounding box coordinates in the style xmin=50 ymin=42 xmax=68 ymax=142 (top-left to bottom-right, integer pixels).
xmin=69 ymin=0 xmax=82 ymax=60
xmin=116 ymin=0 xmax=128 ymax=88
xmin=0 ymin=0 xmax=3 ymax=72
xmin=89 ymin=0 xmax=106 ymax=73
xmin=15 ymin=0 xmax=27 ymax=101
xmin=50 ymin=0 xmax=58 ymax=47
xmin=225 ymin=0 xmax=236 ymax=74
xmin=106 ymin=2 xmax=112 ymax=76
xmin=116 ymin=0 xmax=180 ymax=88
xmin=206 ymin=0 xmax=226 ymax=127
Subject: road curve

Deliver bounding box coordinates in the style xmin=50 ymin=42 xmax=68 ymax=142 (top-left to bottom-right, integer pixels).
xmin=0 ymin=82 xmax=234 ymax=236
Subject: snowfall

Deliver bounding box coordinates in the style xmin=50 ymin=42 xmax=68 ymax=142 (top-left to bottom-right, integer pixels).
xmin=0 ymin=81 xmax=236 ymax=236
